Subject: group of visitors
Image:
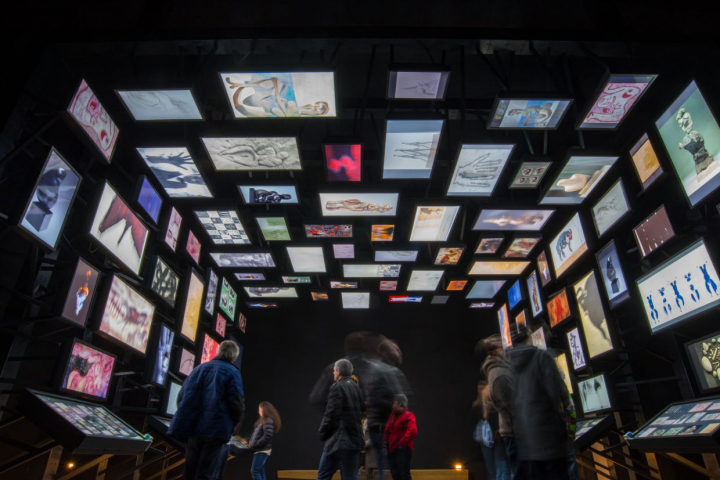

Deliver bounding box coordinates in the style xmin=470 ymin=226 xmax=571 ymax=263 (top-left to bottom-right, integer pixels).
xmin=473 ymin=325 xmax=579 ymax=480
xmin=166 ymin=333 xmax=416 ymax=480
xmin=167 ymin=340 xmax=281 ymax=480
xmin=312 ymin=331 xmax=417 ymax=480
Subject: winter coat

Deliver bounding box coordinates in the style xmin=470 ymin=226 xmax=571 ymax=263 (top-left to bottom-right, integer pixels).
xmin=482 ymin=355 xmax=514 ymax=438
xmin=168 ymin=358 xmax=245 ymax=441
xmin=318 ymin=376 xmax=366 ymax=454
xmin=249 ymin=418 xmax=275 ymax=453
xmin=510 ymin=344 xmax=568 ymax=461
xmin=384 ymin=408 xmax=418 ymax=452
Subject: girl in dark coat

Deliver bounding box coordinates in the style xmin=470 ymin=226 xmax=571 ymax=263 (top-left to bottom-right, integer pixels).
xmin=245 ymin=401 xmax=281 ymax=480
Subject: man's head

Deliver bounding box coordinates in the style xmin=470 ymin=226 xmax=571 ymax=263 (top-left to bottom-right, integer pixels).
xmin=378 ymin=339 xmax=403 ymax=365
xmin=392 ymin=394 xmax=408 ymax=410
xmin=217 ymin=340 xmax=240 ymax=363
xmin=333 ymin=358 xmax=353 ymax=381
xmin=344 ymin=332 xmax=365 ymax=354
xmin=474 ymin=334 xmax=504 ymax=365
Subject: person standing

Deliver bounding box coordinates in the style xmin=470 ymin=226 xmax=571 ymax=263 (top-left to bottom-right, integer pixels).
xmin=317 ymin=359 xmax=366 ymax=480
xmin=246 ymin=401 xmax=281 ymax=480
xmin=168 ymin=341 xmax=245 ymax=480
xmin=510 ymin=325 xmax=570 ymax=480
xmin=474 ymin=381 xmax=511 ymax=480
xmin=384 ymin=394 xmax=417 ymax=480
xmin=475 ymin=334 xmax=517 ymax=476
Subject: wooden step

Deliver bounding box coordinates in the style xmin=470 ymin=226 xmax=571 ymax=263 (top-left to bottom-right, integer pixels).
xmin=277 ymin=470 xmax=469 ymax=479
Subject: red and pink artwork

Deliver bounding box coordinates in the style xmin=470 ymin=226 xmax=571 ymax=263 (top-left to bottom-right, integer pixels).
xmin=201 ymin=334 xmax=220 ymax=364
xmin=325 ymin=144 xmax=362 ymax=182
xmin=61 ymin=341 xmax=116 ymax=400
xmin=582 ymin=82 xmax=648 ymax=127
xmin=186 ymin=230 xmax=201 ymax=265
xmin=215 ymin=314 xmax=226 ymax=337
xmin=68 ymin=80 xmax=119 ymax=162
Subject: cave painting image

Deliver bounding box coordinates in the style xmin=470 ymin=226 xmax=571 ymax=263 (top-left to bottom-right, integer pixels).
xmin=68 ymin=80 xmax=119 ymax=162
xmin=220 ymin=72 xmax=336 ymax=119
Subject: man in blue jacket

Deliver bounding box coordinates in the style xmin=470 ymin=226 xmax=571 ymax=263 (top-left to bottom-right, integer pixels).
xmin=168 ymin=340 xmax=245 ymax=480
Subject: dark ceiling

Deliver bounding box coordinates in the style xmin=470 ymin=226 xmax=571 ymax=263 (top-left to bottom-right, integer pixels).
xmin=1 ymin=5 xmax=720 ymax=475
xmin=2 ymin=32 xmax=720 ymax=326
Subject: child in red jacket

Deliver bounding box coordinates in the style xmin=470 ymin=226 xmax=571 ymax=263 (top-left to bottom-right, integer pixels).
xmin=383 ymin=394 xmax=417 ymax=480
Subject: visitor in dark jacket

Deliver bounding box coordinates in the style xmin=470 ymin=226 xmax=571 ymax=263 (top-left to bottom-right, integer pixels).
xmin=317 ymin=358 xmax=366 ymax=480
xmin=475 ymin=334 xmax=517 ymax=475
xmin=310 ymin=332 xmax=375 ymax=409
xmin=244 ymin=401 xmax=281 ymax=480
xmin=509 ymin=324 xmax=570 ymax=480
xmin=384 ymin=394 xmax=417 ymax=480
xmin=168 ymin=340 xmax=245 ymax=480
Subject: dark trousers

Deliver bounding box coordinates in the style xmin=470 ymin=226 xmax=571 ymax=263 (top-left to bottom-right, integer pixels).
xmin=369 ymin=430 xmax=386 ymax=479
xmin=501 ymin=436 xmax=518 ymax=478
xmin=183 ymin=436 xmax=228 ymax=480
xmin=317 ymin=449 xmax=360 ymax=480
xmin=516 ymin=458 xmax=569 ymax=480
xmin=251 ymin=453 xmax=269 ymax=480
xmin=388 ymin=447 xmax=412 ymax=480
xmin=481 ymin=439 xmax=511 ymax=480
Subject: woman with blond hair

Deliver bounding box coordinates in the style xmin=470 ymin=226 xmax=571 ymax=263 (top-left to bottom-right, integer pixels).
xmin=246 ymin=402 xmax=281 ymax=480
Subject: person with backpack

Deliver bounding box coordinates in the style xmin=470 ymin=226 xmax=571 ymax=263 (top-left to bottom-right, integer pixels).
xmin=473 ymin=381 xmax=511 ymax=480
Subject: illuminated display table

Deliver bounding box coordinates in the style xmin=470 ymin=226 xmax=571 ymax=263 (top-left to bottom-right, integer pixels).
xmin=627 ymin=396 xmax=720 ymax=453
xmin=574 ymin=415 xmax=614 ymax=452
xmin=19 ymin=389 xmax=151 ymax=455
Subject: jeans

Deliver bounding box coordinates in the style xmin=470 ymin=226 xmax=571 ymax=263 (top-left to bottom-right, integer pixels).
xmin=515 ymin=459 xmax=569 ymax=480
xmin=212 ymin=444 xmax=230 ymax=480
xmin=481 ymin=438 xmax=511 ymax=480
xmin=369 ymin=430 xmax=386 ymax=479
xmin=183 ymin=437 xmax=228 ymax=480
xmin=566 ymin=443 xmax=579 ymax=480
xmin=501 ymin=437 xmax=518 ymax=479
xmin=387 ymin=448 xmax=412 ymax=480
xmin=317 ymin=449 xmax=360 ymax=480
xmin=251 ymin=453 xmax=269 ymax=480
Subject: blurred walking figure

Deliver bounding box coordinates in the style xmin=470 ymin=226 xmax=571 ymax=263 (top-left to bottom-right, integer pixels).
xmin=473 ymin=381 xmax=511 ymax=480
xmin=317 ymin=359 xmax=366 ymax=480
xmin=365 ymin=334 xmax=402 ymax=480
xmin=245 ymin=402 xmax=281 ymax=480
xmin=510 ymin=325 xmax=570 ymax=480
xmin=475 ymin=334 xmax=517 ymax=476
xmin=384 ymin=394 xmax=417 ymax=480
xmin=310 ymin=332 xmax=374 ymax=409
